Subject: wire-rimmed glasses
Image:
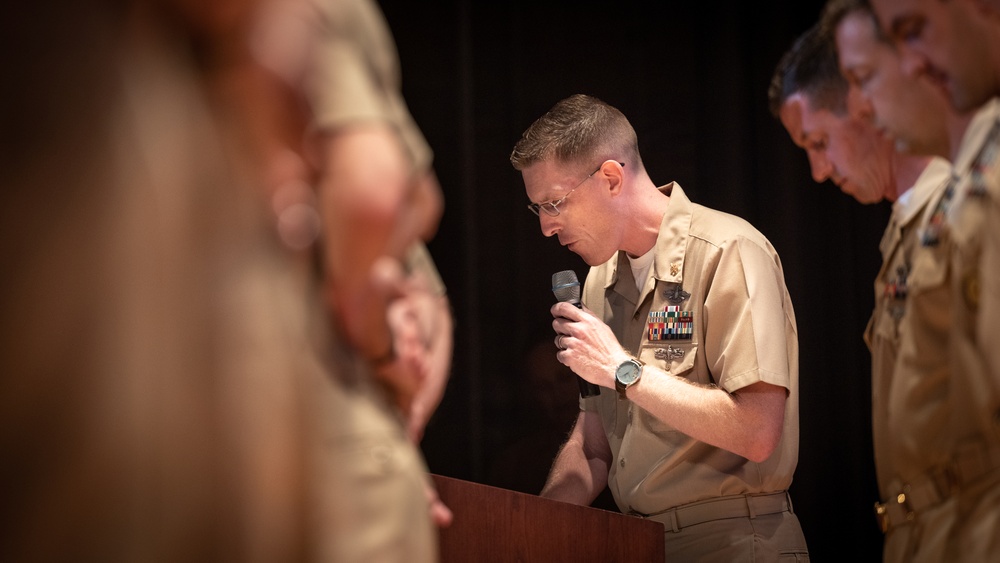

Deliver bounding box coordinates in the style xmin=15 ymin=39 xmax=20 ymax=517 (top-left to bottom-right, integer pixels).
xmin=527 ymin=161 xmax=624 ymax=217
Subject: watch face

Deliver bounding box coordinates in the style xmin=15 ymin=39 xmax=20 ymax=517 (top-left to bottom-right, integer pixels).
xmin=616 ymin=361 xmax=641 ymax=385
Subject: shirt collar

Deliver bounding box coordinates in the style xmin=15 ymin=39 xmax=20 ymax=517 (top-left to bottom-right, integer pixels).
xmin=954 ymin=97 xmax=1000 ymax=176
xmin=601 ymin=182 xmax=693 ymax=295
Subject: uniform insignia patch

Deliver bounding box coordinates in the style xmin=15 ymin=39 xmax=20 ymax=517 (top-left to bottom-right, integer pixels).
xmin=884 ymin=265 xmax=909 ymax=320
xmin=884 ymin=265 xmax=908 ymax=301
xmin=654 ymin=345 xmax=686 ymax=361
xmin=921 ymin=181 xmax=956 ymax=247
xmin=647 ymin=305 xmax=693 ymax=341
xmin=663 ymin=285 xmax=690 ymax=305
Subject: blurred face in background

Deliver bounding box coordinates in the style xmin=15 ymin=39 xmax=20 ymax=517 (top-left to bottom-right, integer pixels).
xmin=872 ymin=0 xmax=998 ymax=112
xmin=835 ymin=9 xmax=951 ymax=156
xmin=780 ymin=90 xmax=896 ymax=203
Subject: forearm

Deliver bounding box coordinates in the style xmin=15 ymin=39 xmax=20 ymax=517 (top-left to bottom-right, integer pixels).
xmin=627 ymin=370 xmax=785 ymax=463
xmin=318 ymin=128 xmax=413 ymax=294
xmin=316 ymin=125 xmax=418 ymax=358
xmin=541 ymin=447 xmax=606 ymax=505
xmin=552 ymin=302 xmax=787 ymax=463
xmin=540 ymin=412 xmax=610 ymax=505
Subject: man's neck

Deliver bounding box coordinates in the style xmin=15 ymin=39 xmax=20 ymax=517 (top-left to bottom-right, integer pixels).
xmin=947 ymin=111 xmax=975 ymax=162
xmin=622 ymin=178 xmax=671 ymax=258
xmin=891 ymin=152 xmax=933 ymax=200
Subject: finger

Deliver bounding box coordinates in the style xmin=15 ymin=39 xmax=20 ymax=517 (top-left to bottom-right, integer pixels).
xmin=553 ymin=334 xmax=563 ymax=350
xmin=550 ymin=301 xmax=583 ymax=320
xmin=554 ymin=349 xmax=569 ymax=365
xmin=425 ymin=482 xmax=454 ymax=528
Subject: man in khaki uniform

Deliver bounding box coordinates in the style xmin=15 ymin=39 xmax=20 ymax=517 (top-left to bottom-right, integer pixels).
xmin=510 ymin=94 xmax=809 ymax=561
xmin=868 ymin=0 xmax=1000 ymax=560
xmin=2 ymin=0 xmax=325 ymax=559
xmin=770 ymin=7 xmax=984 ymax=557
xmin=770 ymin=18 xmax=954 ymax=559
xmin=291 ymin=0 xmax=454 ymax=560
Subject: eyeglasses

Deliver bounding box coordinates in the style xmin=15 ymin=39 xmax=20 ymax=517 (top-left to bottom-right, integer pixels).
xmin=527 ymin=161 xmax=625 ymax=217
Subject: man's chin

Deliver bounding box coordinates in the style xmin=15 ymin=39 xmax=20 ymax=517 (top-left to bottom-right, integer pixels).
xmin=855 ymin=190 xmax=884 ymax=205
xmin=576 ymin=248 xmax=618 ymax=267
xmin=840 ymin=182 xmax=874 ymax=204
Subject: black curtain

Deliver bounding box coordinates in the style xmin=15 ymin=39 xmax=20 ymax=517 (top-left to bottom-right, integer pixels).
xmin=382 ymin=1 xmax=887 ymax=560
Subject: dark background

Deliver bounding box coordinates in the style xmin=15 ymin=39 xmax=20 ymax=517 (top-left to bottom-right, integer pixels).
xmin=380 ymin=1 xmax=888 ymax=560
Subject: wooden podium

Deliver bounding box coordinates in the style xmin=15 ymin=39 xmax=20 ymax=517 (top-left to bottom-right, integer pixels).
xmin=431 ymin=474 xmax=664 ymax=562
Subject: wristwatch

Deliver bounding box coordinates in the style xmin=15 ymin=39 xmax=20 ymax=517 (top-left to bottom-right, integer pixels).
xmin=614 ymin=358 xmax=643 ymax=400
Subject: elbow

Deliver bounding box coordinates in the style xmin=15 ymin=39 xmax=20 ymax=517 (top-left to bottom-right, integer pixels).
xmin=743 ymin=427 xmax=782 ymax=463
xmin=732 ymin=383 xmax=788 ymax=463
xmin=334 ymin=182 xmax=405 ymax=231
xmin=745 ymin=442 xmax=777 ymax=464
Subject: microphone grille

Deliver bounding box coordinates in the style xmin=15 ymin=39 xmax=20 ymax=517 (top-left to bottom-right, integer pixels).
xmin=551 ymin=270 xmax=581 ymax=303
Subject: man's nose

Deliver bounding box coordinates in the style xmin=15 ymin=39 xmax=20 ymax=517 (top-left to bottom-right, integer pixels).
xmin=808 ymin=151 xmax=833 ymax=183
xmin=539 ymin=213 xmax=560 ymax=238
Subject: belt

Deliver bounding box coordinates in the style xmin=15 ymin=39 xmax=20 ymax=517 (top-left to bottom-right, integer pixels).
xmin=875 ymin=441 xmax=1000 ymax=533
xmin=634 ymin=491 xmax=792 ymax=533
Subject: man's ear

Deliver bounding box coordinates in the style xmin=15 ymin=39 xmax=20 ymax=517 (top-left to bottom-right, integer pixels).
xmin=600 ymin=159 xmax=626 ymax=195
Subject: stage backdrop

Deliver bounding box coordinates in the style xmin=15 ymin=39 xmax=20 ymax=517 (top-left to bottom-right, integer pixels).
xmin=380 ymin=1 xmax=886 ymax=560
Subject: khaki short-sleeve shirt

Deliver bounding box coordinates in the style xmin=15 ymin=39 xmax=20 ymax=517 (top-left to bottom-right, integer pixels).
xmin=881 ymin=98 xmax=1000 ymax=563
xmin=947 ymin=102 xmax=1000 ymax=563
xmin=978 ymin=113 xmax=1000 ymax=438
xmin=306 ymin=0 xmax=432 ymax=172
xmin=580 ymin=183 xmax=799 ymax=515
xmin=887 ymin=100 xmax=1000 ymax=494
xmin=945 ymin=99 xmax=1000 ymax=445
xmin=305 ymin=0 xmax=445 ymax=305
xmin=865 ymin=157 xmax=952 ymax=497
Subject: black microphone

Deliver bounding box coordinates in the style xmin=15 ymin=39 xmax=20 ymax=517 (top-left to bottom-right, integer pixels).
xmin=552 ymin=270 xmax=601 ymax=398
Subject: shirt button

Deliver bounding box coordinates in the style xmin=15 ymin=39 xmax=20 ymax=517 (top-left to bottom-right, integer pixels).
xmin=620 ymin=458 xmax=626 ymax=468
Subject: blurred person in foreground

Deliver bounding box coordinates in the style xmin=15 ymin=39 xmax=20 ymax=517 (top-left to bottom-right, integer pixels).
xmin=510 ymin=94 xmax=808 ymax=561
xmin=0 ymin=0 xmax=325 ymax=559
xmin=0 ymin=0 xmax=453 ymax=559
xmin=250 ymin=0 xmax=456 ymax=560
xmin=301 ymin=0 xmax=453 ymax=446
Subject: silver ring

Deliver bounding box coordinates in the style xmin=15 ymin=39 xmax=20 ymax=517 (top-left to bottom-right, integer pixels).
xmin=554 ymin=334 xmax=565 ymax=350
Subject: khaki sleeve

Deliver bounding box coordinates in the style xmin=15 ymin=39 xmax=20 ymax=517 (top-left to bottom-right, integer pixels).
xmin=979 ymin=169 xmax=1000 ymax=394
xmin=305 ymin=0 xmax=433 ymax=171
xmin=703 ymin=236 xmax=793 ymax=394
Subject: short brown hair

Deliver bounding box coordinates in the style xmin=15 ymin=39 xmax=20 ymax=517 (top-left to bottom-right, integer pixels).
xmin=767 ymin=23 xmax=849 ymax=118
xmin=819 ymin=0 xmax=885 ymax=43
xmin=510 ymin=94 xmax=641 ymax=172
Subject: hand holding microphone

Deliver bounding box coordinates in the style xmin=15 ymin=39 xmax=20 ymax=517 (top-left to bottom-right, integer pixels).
xmin=551 ymin=270 xmax=601 ymax=398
